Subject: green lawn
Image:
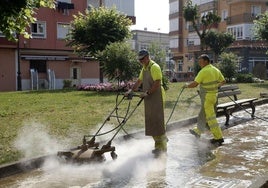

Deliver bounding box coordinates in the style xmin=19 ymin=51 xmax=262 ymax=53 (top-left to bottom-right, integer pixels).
xmin=0 ymin=82 xmax=267 ymax=165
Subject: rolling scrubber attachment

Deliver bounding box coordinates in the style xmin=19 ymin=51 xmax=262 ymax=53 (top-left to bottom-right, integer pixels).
xmin=57 ymin=92 xmax=143 ymax=163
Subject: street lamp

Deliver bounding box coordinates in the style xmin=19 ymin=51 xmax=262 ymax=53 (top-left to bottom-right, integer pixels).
xmin=17 ymin=33 xmax=22 ymax=91
xmin=168 ymin=49 xmax=172 ymax=79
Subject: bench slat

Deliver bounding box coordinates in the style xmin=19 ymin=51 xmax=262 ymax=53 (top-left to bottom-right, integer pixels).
xmin=216 ymin=84 xmax=258 ymax=125
xmin=218 ymin=85 xmax=239 ymax=91
xmin=217 ymin=98 xmax=258 ymax=108
xmin=218 ymin=90 xmax=241 ymax=98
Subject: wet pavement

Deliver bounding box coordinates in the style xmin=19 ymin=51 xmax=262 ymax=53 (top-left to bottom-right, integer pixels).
xmin=0 ymin=104 xmax=267 ymax=188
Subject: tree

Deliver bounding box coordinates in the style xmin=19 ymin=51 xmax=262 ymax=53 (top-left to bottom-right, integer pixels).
xmin=98 ymin=42 xmax=140 ymax=82
xmin=217 ymin=52 xmax=239 ymax=82
xmin=204 ymin=30 xmax=235 ymax=63
xmin=0 ymin=0 xmax=55 ymax=41
xmin=253 ymin=12 xmax=268 ymax=41
xmin=147 ymin=42 xmax=166 ymax=70
xmin=183 ymin=1 xmax=221 ymax=51
xmin=67 ymin=6 xmax=132 ymax=83
xmin=67 ymin=7 xmax=132 ymax=57
xmin=147 ymin=42 xmax=169 ymax=90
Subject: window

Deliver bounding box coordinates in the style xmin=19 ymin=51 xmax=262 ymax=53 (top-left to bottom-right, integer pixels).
xmin=30 ymin=60 xmax=47 ymax=73
xmin=227 ymin=25 xmax=250 ymax=40
xmin=191 ymin=0 xmax=214 ymax=6
xmin=170 ymin=18 xmax=179 ymax=32
xmin=31 ymin=21 xmax=46 ymax=38
xmin=170 ymin=1 xmax=179 ymax=14
xmin=87 ymin=0 xmax=100 ymax=8
xmin=57 ymin=23 xmax=70 ymax=39
xmin=237 ymin=26 xmax=243 ymax=39
xmin=140 ymin=44 xmax=149 ymax=50
xmin=251 ymin=5 xmax=261 ymax=17
xmin=170 ymin=38 xmax=178 ymax=48
xmin=188 ymin=33 xmax=200 ymax=46
xmin=72 ymin=68 xmax=78 ymax=79
xmin=221 ymin=10 xmax=228 ymax=21
xmin=178 ymin=62 xmax=183 ymax=72
xmin=187 ymin=40 xmax=194 ymax=46
xmin=59 ymin=0 xmax=71 ymax=3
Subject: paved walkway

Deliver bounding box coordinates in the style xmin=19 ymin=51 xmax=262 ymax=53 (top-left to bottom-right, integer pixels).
xmin=186 ymin=103 xmax=268 ymax=187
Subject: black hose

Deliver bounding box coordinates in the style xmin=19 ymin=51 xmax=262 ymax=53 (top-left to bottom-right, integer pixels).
xmin=165 ymin=87 xmax=185 ymax=126
xmin=222 ymin=91 xmax=268 ymax=123
xmin=83 ymin=93 xmax=141 ymax=138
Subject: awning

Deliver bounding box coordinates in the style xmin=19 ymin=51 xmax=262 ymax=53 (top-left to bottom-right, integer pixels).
xmin=21 ymin=55 xmax=69 ymax=61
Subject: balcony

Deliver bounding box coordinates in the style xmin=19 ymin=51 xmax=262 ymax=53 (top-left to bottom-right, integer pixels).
xmin=227 ymin=0 xmax=267 ymax=4
xmin=57 ymin=1 xmax=75 ymax=13
xmin=188 ymin=23 xmax=218 ymax=33
xmin=226 ymin=13 xmax=257 ymax=25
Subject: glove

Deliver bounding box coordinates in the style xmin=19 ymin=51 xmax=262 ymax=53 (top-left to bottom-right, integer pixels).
xmin=124 ymin=89 xmax=133 ymax=97
xmin=139 ymin=91 xmax=149 ymax=98
xmin=183 ymin=83 xmax=189 ymax=88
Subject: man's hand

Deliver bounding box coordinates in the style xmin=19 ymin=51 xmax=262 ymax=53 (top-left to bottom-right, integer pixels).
xmin=183 ymin=83 xmax=189 ymax=88
xmin=139 ymin=91 xmax=148 ymax=98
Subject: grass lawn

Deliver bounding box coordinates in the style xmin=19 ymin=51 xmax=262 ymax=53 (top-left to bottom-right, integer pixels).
xmin=0 ymin=82 xmax=267 ymax=165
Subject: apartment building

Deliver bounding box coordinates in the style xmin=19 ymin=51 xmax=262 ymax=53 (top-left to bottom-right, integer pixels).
xmin=130 ymin=29 xmax=173 ymax=79
xmin=169 ymin=0 xmax=268 ymax=81
xmin=0 ymin=0 xmax=135 ymax=91
xmin=131 ymin=29 xmax=169 ymax=52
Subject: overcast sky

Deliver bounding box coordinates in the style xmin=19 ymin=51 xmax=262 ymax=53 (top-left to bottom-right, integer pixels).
xmin=130 ymin=0 xmax=169 ymax=33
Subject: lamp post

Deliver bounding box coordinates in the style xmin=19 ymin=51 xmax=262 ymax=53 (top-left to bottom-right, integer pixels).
xmin=168 ymin=49 xmax=172 ymax=79
xmin=17 ymin=33 xmax=22 ymax=91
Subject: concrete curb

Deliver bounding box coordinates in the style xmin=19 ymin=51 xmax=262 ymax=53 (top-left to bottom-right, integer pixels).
xmin=0 ymin=156 xmax=49 ymax=179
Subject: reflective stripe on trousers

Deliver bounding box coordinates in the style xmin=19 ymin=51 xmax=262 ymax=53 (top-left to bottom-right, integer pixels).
xmin=195 ymin=93 xmax=223 ymax=139
xmin=204 ymin=93 xmax=223 ymax=139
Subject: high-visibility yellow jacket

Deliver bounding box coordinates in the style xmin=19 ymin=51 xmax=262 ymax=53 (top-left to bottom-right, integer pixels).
xmin=195 ymin=64 xmax=225 ymax=94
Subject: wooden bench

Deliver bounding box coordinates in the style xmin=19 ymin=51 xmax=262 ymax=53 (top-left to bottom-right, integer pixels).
xmin=216 ymin=85 xmax=258 ymax=126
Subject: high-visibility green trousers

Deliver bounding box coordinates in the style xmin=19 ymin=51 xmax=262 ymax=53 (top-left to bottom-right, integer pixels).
xmin=153 ymin=134 xmax=167 ymax=151
xmin=193 ymin=93 xmax=223 ymax=139
xmin=152 ymin=91 xmax=167 ymax=151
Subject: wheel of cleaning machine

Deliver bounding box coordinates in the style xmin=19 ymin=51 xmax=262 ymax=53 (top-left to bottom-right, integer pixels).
xmin=111 ymin=151 xmax=118 ymax=160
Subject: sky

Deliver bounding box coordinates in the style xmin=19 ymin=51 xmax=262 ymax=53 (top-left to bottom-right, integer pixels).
xmin=130 ymin=0 xmax=169 ymax=33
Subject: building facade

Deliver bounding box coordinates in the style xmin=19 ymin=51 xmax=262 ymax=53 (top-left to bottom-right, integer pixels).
xmin=0 ymin=0 xmax=135 ymax=91
xmin=169 ymin=0 xmax=268 ymax=81
xmin=130 ymin=29 xmax=174 ymax=80
xmin=131 ymin=29 xmax=169 ymax=52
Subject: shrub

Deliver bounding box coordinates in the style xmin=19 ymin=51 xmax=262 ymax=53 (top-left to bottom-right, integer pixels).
xmin=63 ymin=80 xmax=72 ymax=88
xmin=236 ymin=73 xmax=254 ymax=83
xmin=77 ymin=82 xmax=135 ymax=92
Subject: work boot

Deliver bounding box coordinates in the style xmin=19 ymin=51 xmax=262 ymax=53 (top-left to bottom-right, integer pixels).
xmin=189 ymin=129 xmax=200 ymax=138
xmin=152 ymin=149 xmax=167 ymax=158
xmin=210 ymin=138 xmax=224 ymax=147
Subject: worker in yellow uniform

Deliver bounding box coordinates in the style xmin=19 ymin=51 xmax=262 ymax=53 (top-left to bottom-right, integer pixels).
xmin=184 ymin=54 xmax=226 ymax=146
xmin=125 ymin=49 xmax=167 ymax=156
